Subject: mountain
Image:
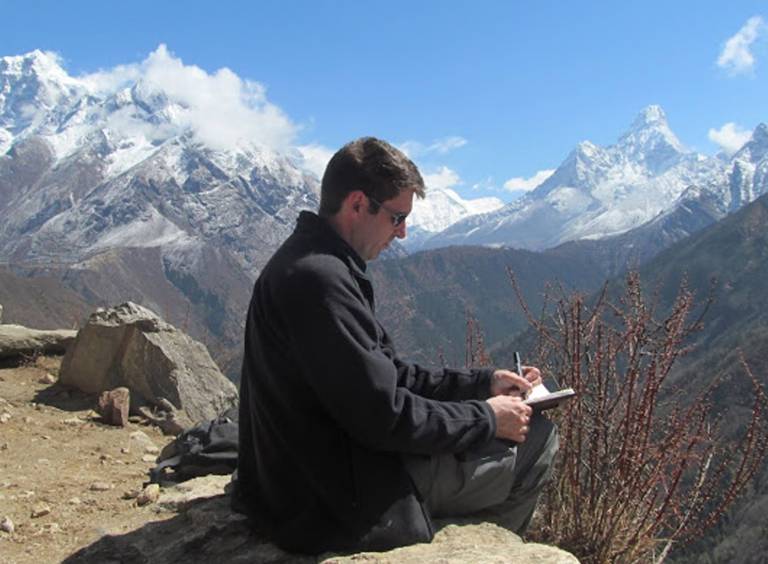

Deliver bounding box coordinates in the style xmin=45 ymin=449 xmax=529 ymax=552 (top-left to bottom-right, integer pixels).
xmin=370 ymin=245 xmax=608 ymax=368
xmin=504 ymin=193 xmax=768 ymax=562
xmin=545 ymin=183 xmax=727 ymax=277
xmin=633 ymin=193 xmax=768 ymax=563
xmin=0 ymin=51 xmax=319 ymax=272
xmin=0 ymin=50 xmax=324 ymax=378
xmin=424 ymin=106 xmax=767 ymax=255
xmin=404 ymin=187 xmax=503 ymax=250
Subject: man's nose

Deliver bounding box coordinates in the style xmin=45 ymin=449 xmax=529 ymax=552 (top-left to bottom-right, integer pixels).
xmin=395 ymin=220 xmax=407 ymax=239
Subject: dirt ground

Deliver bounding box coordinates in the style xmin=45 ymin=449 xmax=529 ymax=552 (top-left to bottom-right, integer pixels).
xmin=0 ymin=355 xmax=177 ymax=563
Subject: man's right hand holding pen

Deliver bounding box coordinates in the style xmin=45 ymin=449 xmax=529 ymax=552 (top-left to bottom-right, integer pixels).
xmin=486 ymin=356 xmax=542 ymax=443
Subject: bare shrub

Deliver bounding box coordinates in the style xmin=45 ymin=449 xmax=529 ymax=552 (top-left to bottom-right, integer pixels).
xmin=506 ymin=270 xmax=768 ymax=563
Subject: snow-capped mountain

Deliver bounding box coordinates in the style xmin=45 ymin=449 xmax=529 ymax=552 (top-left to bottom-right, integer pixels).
xmin=0 ymin=50 xmax=319 ymax=276
xmin=0 ymin=49 xmax=325 ymax=378
xmin=425 ymin=106 xmax=766 ymax=251
xmin=404 ymin=188 xmax=503 ymax=250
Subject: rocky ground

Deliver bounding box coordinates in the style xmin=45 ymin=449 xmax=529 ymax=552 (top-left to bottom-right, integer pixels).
xmin=0 ymin=355 xmax=579 ymax=563
xmin=0 ymin=355 xmax=173 ymax=563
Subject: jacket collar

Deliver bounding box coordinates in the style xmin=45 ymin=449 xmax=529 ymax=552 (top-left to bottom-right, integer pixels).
xmin=295 ymin=211 xmax=369 ymax=279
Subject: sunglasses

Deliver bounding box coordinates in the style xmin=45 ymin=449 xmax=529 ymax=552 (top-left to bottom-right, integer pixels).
xmin=367 ymin=195 xmax=408 ymax=227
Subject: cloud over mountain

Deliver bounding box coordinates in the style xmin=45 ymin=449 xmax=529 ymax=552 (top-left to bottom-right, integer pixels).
xmin=503 ymin=169 xmax=555 ymax=193
xmin=708 ymin=122 xmax=753 ymax=155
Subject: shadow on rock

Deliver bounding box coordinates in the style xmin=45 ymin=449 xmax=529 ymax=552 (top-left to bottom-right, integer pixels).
xmin=62 ymin=494 xmax=312 ymax=564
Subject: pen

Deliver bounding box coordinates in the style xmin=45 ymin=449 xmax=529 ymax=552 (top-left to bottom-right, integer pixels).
xmin=514 ymin=351 xmax=528 ymax=399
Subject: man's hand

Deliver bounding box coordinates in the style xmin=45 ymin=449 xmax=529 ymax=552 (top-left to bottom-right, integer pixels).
xmin=486 ymin=395 xmax=533 ymax=443
xmin=490 ymin=366 xmax=542 ymax=398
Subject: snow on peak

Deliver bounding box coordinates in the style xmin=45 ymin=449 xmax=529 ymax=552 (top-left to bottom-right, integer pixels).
xmin=616 ymin=105 xmax=686 ymax=173
xmin=1 ymin=50 xmax=84 ymax=133
xmin=733 ymin=123 xmax=768 ymax=164
xmin=408 ymin=187 xmax=504 ymax=233
xmin=2 ymin=46 xmax=298 ymax=164
xmin=0 ymin=50 xmax=73 ymax=85
xmin=621 ymin=105 xmax=682 ymax=149
xmin=630 ymin=104 xmax=667 ymax=129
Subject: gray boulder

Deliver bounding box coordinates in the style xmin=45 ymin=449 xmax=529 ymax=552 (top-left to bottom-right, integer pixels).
xmin=64 ymin=475 xmax=579 ymax=563
xmin=59 ymin=302 xmax=238 ymax=428
xmin=0 ymin=324 xmax=77 ymax=359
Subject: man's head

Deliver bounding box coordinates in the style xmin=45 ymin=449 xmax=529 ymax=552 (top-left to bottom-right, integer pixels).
xmin=320 ymin=137 xmax=426 ymax=261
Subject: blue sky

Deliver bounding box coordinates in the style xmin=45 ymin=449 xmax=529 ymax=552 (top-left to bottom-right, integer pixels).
xmin=2 ymin=0 xmax=767 ymax=201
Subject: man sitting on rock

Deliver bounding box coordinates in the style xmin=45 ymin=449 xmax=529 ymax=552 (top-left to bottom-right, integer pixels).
xmin=234 ymin=137 xmax=558 ymax=554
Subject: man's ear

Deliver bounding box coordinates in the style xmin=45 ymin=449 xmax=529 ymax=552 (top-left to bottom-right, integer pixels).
xmin=347 ymin=191 xmax=367 ymax=215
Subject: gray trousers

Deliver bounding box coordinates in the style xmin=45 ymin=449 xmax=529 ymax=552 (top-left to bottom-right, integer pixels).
xmin=403 ymin=414 xmax=558 ymax=535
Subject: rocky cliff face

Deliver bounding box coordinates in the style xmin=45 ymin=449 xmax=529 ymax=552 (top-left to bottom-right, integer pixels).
xmin=0 ymin=51 xmax=323 ymax=378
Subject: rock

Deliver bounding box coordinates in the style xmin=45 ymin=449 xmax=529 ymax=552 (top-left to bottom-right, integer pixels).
xmin=97 ymin=387 xmax=130 ymax=427
xmin=323 ymin=523 xmax=580 ymax=563
xmin=64 ymin=475 xmax=579 ymax=563
xmin=89 ymin=482 xmax=113 ymax=492
xmin=144 ymin=445 xmax=159 ymax=455
xmin=0 ymin=412 xmax=10 ymax=424
xmin=137 ymin=406 xmax=186 ymax=437
xmin=129 ymin=430 xmax=157 ymax=451
xmin=0 ymin=324 xmax=77 ymax=359
xmin=39 ymin=373 xmax=57 ymax=385
xmin=62 ymin=417 xmax=84 ymax=426
xmin=68 ymin=497 xmax=82 ymax=505
xmin=59 ymin=302 xmax=238 ymax=428
xmin=142 ymin=454 xmax=157 ymax=463
xmin=31 ymin=502 xmax=51 ymax=518
xmin=1 ymin=516 xmax=13 ymax=534
xmin=155 ymin=475 xmax=232 ymax=512
xmin=137 ymin=484 xmax=160 ymax=506
xmin=122 ymin=489 xmax=141 ymax=500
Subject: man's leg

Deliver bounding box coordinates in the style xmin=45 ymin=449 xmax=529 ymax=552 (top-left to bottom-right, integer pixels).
xmin=495 ymin=414 xmax=558 ymax=533
xmin=404 ymin=414 xmax=558 ymax=534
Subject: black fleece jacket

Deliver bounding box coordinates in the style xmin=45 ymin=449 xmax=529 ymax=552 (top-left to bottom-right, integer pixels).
xmin=235 ymin=211 xmax=497 ymax=554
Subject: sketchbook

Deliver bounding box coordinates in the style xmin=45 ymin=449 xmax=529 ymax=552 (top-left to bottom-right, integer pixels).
xmin=524 ymin=383 xmax=576 ymax=411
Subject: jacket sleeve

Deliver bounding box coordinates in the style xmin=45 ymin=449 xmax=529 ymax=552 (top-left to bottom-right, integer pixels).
xmin=279 ymin=259 xmax=496 ymax=456
xmin=392 ymin=357 xmax=495 ymax=402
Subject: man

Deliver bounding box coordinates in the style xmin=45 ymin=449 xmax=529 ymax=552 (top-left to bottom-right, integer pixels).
xmin=234 ymin=137 xmax=557 ymax=554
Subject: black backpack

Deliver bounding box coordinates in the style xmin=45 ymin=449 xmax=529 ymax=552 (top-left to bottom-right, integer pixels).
xmin=149 ymin=406 xmax=239 ymax=483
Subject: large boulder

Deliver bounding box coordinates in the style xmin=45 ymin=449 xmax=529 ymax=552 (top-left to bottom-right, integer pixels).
xmin=59 ymin=302 xmax=238 ymax=428
xmin=64 ymin=475 xmax=580 ymax=563
xmin=0 ymin=324 xmax=77 ymax=359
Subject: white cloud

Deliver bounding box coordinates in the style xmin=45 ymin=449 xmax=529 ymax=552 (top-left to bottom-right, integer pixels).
xmin=399 ymin=136 xmax=467 ymax=158
xmin=717 ymin=16 xmax=766 ymax=74
xmin=79 ymin=44 xmax=297 ymax=152
xmin=295 ymin=143 xmax=335 ymax=179
xmin=422 ymin=166 xmax=461 ymax=190
xmin=708 ymin=122 xmax=752 ymax=154
xmin=503 ymin=169 xmax=555 ymax=193
xmin=81 ymin=63 xmax=142 ymax=94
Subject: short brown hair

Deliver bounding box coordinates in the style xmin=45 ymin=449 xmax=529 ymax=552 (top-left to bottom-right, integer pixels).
xmin=319 ymin=137 xmax=426 ymax=217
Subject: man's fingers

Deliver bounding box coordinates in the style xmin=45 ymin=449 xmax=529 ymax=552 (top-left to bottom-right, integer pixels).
xmin=499 ymin=370 xmax=532 ymax=391
xmin=523 ymin=366 xmax=542 ymax=386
